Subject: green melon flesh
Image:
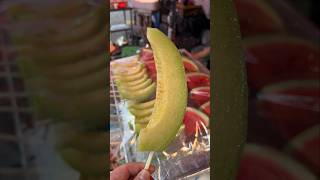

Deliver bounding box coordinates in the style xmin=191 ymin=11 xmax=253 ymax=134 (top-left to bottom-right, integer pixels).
xmin=119 ymin=82 xmax=156 ymax=102
xmin=138 ymin=28 xmax=187 ymax=151
xmin=120 ymin=78 xmax=152 ymax=92
xmin=128 ymin=99 xmax=155 ymax=110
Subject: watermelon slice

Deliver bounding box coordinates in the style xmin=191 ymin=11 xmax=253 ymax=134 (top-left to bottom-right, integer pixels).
xmin=144 ymin=60 xmax=157 ymax=81
xmin=257 ymin=80 xmax=320 ymax=138
xmin=200 ymin=101 xmax=210 ymax=116
xmin=183 ymin=107 xmax=209 ymax=136
xmin=182 ymin=57 xmax=199 ymax=72
xmin=186 ymin=72 xmax=210 ymax=90
xmin=286 ymin=125 xmax=320 ymax=176
xmin=245 ymin=35 xmax=320 ymax=90
xmin=190 ymin=86 xmax=210 ymax=107
xmin=139 ymin=48 xmax=154 ymax=61
xmin=237 ymin=144 xmax=317 ymax=180
xmin=234 ymin=0 xmax=284 ymax=36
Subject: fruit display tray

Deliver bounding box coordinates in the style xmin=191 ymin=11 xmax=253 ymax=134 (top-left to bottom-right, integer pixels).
xmin=110 ymin=49 xmax=210 ymax=179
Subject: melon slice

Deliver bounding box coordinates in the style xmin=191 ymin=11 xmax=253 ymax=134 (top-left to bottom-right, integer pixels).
xmin=200 ymin=101 xmax=210 ymax=116
xmin=237 ymin=144 xmax=317 ymax=180
xmin=129 ymin=107 xmax=153 ymax=119
xmin=138 ymin=28 xmax=188 ymax=151
xmin=128 ymin=99 xmax=155 ymax=110
xmin=234 ymin=0 xmax=284 ymax=36
xmin=183 ymin=107 xmax=209 ymax=136
xmin=119 ymin=82 xmax=156 ymax=102
xmin=182 ymin=57 xmax=199 ymax=72
xmin=245 ymin=35 xmax=320 ymax=90
xmin=190 ymin=86 xmax=210 ymax=107
xmin=186 ymin=72 xmax=210 ymax=90
xmin=257 ymin=80 xmax=320 ymax=138
xmin=120 ymin=79 xmax=152 ymax=92
xmin=285 ymin=125 xmax=320 ymax=175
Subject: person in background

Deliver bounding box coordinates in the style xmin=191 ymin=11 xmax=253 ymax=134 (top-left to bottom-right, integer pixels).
xmin=110 ymin=162 xmax=155 ymax=180
xmin=190 ymin=0 xmax=211 ymax=69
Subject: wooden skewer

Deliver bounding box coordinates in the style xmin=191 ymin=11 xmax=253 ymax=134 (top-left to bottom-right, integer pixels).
xmin=144 ymin=151 xmax=154 ymax=170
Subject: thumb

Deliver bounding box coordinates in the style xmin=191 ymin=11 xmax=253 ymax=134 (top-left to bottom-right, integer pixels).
xmin=133 ymin=169 xmax=151 ymax=180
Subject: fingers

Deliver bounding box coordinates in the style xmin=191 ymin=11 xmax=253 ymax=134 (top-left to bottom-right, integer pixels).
xmin=110 ymin=162 xmax=155 ymax=180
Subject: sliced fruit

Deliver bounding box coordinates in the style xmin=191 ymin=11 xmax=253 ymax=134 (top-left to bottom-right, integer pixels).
xmin=138 ymin=28 xmax=188 ymax=151
xmin=6 ymin=1 xmax=92 ymax=21
xmin=59 ymin=132 xmax=106 ymax=153
xmin=40 ymin=53 xmax=106 ymax=79
xmin=144 ymin=60 xmax=157 ymax=75
xmin=245 ymin=35 xmax=320 ymax=90
xmin=200 ymin=101 xmax=210 ymax=116
xmin=135 ymin=116 xmax=151 ymax=124
xmin=120 ymin=78 xmax=152 ymax=92
xmin=114 ymin=68 xmax=147 ymax=82
xmin=182 ymin=57 xmax=199 ymax=72
xmin=32 ymin=88 xmax=107 ymax=129
xmin=135 ymin=123 xmax=148 ymax=134
xmin=116 ymin=74 xmax=149 ymax=87
xmin=257 ymin=80 xmax=320 ymax=138
xmin=128 ymin=99 xmax=155 ymax=110
xmin=234 ymin=0 xmax=284 ymax=36
xmin=19 ymin=29 xmax=106 ymax=66
xmin=29 ymin=68 xmax=106 ymax=94
xmin=183 ymin=107 xmax=209 ymax=136
xmin=186 ymin=72 xmax=210 ymax=90
xmin=59 ymin=148 xmax=106 ymax=176
xmin=119 ymin=82 xmax=156 ymax=102
xmin=112 ymin=63 xmax=145 ymax=77
xmin=139 ymin=48 xmax=154 ymax=61
xmin=285 ymin=125 xmax=320 ymax=176
xmin=11 ymin=5 xmax=105 ymax=46
xmin=237 ymin=144 xmax=317 ymax=180
xmin=110 ymin=58 xmax=140 ymax=69
xmin=190 ymin=86 xmax=210 ymax=106
xmin=129 ymin=107 xmax=153 ymax=118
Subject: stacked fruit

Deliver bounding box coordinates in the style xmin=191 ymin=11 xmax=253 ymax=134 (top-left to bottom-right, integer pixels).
xmin=6 ymin=2 xmax=107 ymax=179
xmin=233 ymin=0 xmax=319 ymax=178
xmin=111 ymin=47 xmax=211 ymax=137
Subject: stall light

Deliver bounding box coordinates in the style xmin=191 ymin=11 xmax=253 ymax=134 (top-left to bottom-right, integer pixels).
xmin=118 ymin=2 xmax=127 ymax=9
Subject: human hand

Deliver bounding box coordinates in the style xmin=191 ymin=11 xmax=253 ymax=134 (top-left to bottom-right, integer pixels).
xmin=110 ymin=162 xmax=155 ymax=180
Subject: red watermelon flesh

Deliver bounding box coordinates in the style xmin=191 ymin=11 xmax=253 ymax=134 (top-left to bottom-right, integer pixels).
xmin=144 ymin=61 xmax=157 ymax=81
xmin=140 ymin=48 xmax=154 ymax=61
xmin=190 ymin=86 xmax=210 ymax=107
xmin=286 ymin=125 xmax=320 ymax=175
xmin=237 ymin=144 xmax=317 ymax=180
xmin=183 ymin=107 xmax=209 ymax=136
xmin=182 ymin=57 xmax=199 ymax=72
xmin=186 ymin=73 xmax=210 ymax=90
xmin=245 ymin=36 xmax=320 ymax=91
xmin=257 ymin=80 xmax=320 ymax=138
xmin=234 ymin=0 xmax=284 ymax=37
xmin=200 ymin=101 xmax=210 ymax=116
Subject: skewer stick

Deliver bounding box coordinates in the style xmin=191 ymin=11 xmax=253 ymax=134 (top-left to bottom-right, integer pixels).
xmin=144 ymin=151 xmax=154 ymax=170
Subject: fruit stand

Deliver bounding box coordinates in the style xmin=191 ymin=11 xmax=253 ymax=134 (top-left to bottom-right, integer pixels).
xmin=109 ymin=47 xmax=211 ymax=179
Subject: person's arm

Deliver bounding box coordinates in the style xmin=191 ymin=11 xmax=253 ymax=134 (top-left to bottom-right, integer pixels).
xmin=191 ymin=46 xmax=211 ymax=60
xmin=110 ymin=163 xmax=155 ymax=180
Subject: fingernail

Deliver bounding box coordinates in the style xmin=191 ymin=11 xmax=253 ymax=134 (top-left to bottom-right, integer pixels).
xmin=137 ymin=169 xmax=150 ymax=180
